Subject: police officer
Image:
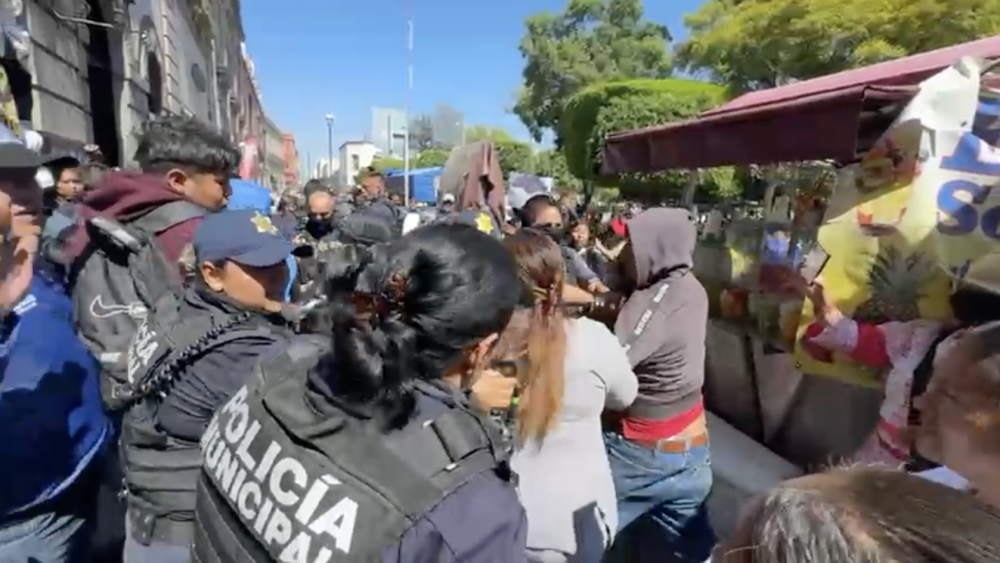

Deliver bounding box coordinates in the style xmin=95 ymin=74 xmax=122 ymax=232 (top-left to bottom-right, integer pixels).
xmin=292 ymin=188 xmax=343 ymax=300
xmin=294 ymin=210 xmax=396 ymax=302
xmin=301 ymin=188 xmax=340 ymax=243
xmin=192 ymin=223 xmax=528 ymax=562
xmin=438 ymin=193 xmax=456 ymax=217
xmin=358 ymin=170 xmax=405 ymax=227
xmin=121 ymin=210 xmax=310 ymax=563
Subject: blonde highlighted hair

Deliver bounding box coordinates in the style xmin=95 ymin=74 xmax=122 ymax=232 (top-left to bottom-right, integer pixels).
xmin=499 ymin=229 xmax=567 ymax=443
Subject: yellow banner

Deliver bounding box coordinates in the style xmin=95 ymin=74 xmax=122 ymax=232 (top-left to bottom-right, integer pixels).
xmin=794 ymin=58 xmax=995 ymax=387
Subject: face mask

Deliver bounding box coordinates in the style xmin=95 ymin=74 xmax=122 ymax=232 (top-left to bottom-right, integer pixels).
xmin=535 ymin=224 xmax=566 ymax=245
xmin=306 ymin=217 xmax=333 ymax=239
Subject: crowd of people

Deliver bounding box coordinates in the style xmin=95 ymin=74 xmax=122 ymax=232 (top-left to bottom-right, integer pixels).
xmin=1 ymin=114 xmax=1000 ymax=563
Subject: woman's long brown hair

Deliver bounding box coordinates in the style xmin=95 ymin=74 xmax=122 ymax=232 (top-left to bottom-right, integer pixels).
xmin=501 ymin=230 xmax=567 ymax=443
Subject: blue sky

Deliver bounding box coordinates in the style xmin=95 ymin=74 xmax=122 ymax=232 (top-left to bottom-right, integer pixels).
xmin=240 ymin=0 xmax=704 ymax=168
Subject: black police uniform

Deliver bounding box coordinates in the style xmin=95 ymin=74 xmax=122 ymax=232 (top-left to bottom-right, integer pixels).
xmin=120 ymin=287 xmax=291 ymax=548
xmin=292 ymin=228 xmax=341 ymax=301
xmin=293 ymin=212 xmax=398 ymax=302
xmin=190 ymin=339 xmax=512 ymax=562
xmin=359 ymin=196 xmax=405 ymax=230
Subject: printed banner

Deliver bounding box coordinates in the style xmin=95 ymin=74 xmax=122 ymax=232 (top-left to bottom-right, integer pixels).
xmin=794 ymin=57 xmax=996 ymax=387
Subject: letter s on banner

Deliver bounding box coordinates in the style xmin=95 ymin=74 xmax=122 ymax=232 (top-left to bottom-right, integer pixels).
xmin=937 ymin=131 xmax=1000 ymax=240
xmin=937 ymin=179 xmax=989 ymax=236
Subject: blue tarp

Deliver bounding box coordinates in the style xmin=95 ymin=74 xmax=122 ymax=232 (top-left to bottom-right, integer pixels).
xmin=227 ymin=179 xmax=273 ymax=212
xmin=384 ymin=167 xmax=442 ymax=203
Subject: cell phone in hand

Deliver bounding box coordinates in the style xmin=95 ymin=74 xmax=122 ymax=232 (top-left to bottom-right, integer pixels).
xmin=797 ymin=244 xmax=830 ymax=285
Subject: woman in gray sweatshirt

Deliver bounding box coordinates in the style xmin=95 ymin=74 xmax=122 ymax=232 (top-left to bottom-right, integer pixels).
xmin=501 ymin=230 xmax=638 ymax=563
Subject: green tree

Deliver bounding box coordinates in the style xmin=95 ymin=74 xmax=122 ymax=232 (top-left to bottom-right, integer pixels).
xmin=534 ymin=149 xmax=581 ymax=192
xmin=367 ymin=156 xmax=405 ymax=174
xmin=464 ymin=125 xmax=516 ymax=143
xmin=495 ymin=140 xmax=534 ymax=180
xmin=676 ymin=0 xmax=1000 ymax=93
xmin=461 ymin=125 xmax=535 ymax=179
xmin=414 ymin=148 xmax=450 ymax=168
xmin=515 ymin=0 xmax=673 ymax=142
xmin=559 ymin=78 xmax=739 ymax=201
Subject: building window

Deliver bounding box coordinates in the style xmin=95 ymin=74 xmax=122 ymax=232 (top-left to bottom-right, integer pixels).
xmin=147 ymin=53 xmax=163 ymax=114
xmin=350 ymin=154 xmax=360 ymax=172
xmin=190 ymin=64 xmax=207 ymax=93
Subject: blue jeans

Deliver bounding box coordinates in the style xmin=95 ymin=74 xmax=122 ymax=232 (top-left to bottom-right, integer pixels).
xmin=0 ymin=466 xmax=100 ymax=563
xmin=603 ymin=431 xmax=715 ymax=563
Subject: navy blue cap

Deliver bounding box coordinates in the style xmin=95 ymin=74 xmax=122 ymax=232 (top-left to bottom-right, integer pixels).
xmin=194 ymin=209 xmax=312 ymax=267
xmin=455 ymin=209 xmax=500 ymax=238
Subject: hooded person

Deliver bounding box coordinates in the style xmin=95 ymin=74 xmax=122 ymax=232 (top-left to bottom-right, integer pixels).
xmin=602 ymin=207 xmax=714 ymax=563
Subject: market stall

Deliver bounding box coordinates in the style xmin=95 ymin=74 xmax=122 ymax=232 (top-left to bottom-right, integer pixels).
xmin=602 ymin=35 xmax=1000 ymax=469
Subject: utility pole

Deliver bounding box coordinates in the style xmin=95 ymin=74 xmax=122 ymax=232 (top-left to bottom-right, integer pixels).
xmin=403 ymin=0 xmax=413 ymax=206
xmin=387 ymin=114 xmax=394 ymax=157
xmin=325 ymin=113 xmax=335 ymax=181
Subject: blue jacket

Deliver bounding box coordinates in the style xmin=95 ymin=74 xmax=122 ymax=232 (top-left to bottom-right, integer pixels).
xmin=0 ymin=265 xmax=111 ymax=515
xmin=226 ymin=180 xmax=298 ymax=300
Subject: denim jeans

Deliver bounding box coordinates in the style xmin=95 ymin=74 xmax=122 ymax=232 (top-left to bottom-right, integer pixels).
xmin=603 ymin=431 xmax=715 ymax=563
xmin=0 ymin=465 xmax=100 ymax=563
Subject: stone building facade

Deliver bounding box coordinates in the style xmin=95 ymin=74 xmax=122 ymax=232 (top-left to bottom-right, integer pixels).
xmin=261 ymin=114 xmax=282 ymax=190
xmin=281 ymin=132 xmax=299 ymax=191
xmin=11 ymin=0 xmax=284 ymax=180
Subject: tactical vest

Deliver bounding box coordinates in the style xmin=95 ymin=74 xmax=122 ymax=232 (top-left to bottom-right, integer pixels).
xmin=293 ymin=231 xmax=342 ymax=301
xmin=120 ymin=292 xmax=274 ymax=546
xmin=191 ymin=341 xmax=512 ymax=563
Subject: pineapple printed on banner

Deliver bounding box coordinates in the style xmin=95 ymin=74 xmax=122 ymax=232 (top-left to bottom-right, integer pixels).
xmin=851 ymin=246 xmax=936 ymax=326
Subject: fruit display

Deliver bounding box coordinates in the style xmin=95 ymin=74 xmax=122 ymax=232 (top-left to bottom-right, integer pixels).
xmin=720 ymin=287 xmax=749 ymax=320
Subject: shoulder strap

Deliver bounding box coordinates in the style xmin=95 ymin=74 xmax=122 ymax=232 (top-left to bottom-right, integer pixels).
xmin=621 ymin=280 xmax=671 ymax=353
xmin=386 ymin=406 xmax=506 ymax=482
xmin=130 ymin=200 xmax=208 ymax=235
xmin=77 ymin=200 xmax=206 ymax=260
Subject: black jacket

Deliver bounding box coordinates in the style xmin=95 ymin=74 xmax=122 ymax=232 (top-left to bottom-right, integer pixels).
xmin=155 ymin=286 xmax=293 ymax=441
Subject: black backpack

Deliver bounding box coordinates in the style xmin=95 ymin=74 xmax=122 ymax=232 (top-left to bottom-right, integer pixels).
xmin=53 ymin=201 xmax=208 ymax=412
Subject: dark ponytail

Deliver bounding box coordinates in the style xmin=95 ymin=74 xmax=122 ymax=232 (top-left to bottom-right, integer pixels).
xmin=316 ymin=223 xmax=523 ymax=431
xmin=313 ymin=249 xmax=413 ymax=428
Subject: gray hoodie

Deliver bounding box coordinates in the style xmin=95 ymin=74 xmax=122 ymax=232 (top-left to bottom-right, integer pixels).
xmin=614 ymin=207 xmax=707 ymax=420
